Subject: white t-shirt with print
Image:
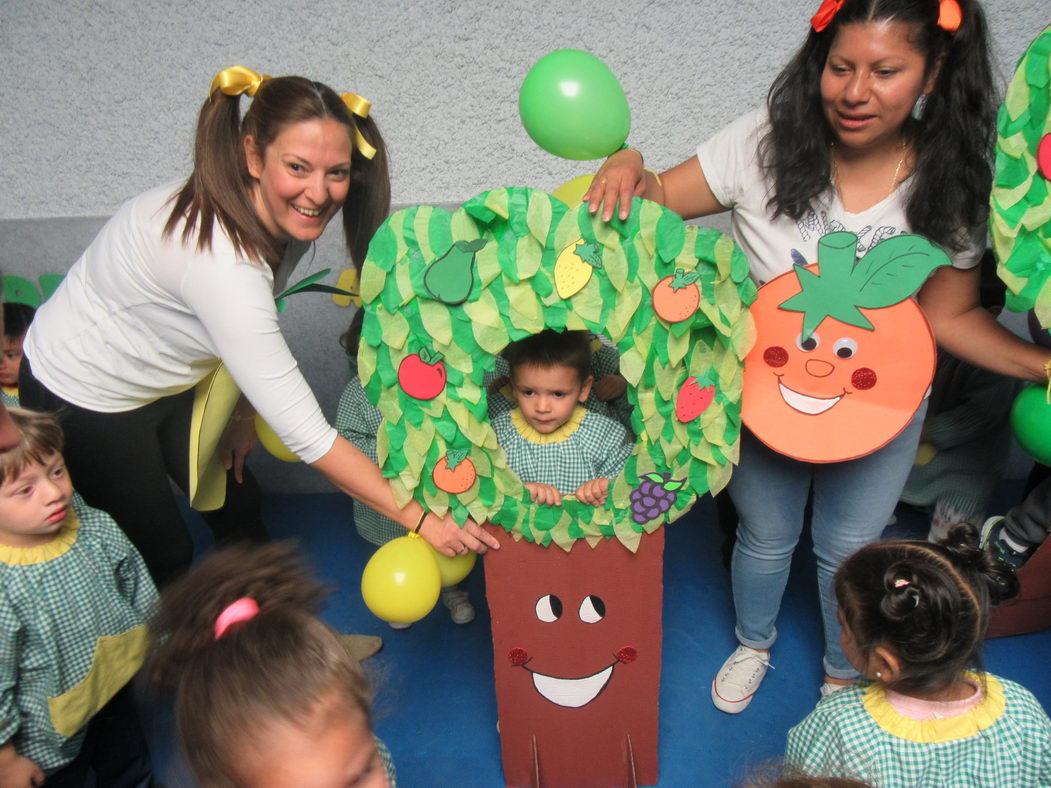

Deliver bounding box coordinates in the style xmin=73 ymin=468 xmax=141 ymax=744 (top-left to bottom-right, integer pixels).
xmin=696 ymin=109 xmax=980 ymax=287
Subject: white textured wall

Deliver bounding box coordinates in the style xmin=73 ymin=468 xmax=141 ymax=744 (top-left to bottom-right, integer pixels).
xmin=0 ymin=0 xmax=1044 ymax=219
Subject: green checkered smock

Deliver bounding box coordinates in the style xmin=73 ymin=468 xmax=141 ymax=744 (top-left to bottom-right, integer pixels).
xmin=786 ymin=675 xmax=1051 ymax=787
xmin=0 ymin=493 xmax=157 ymax=773
xmin=492 ymin=405 xmax=632 ymax=495
xmin=376 ymin=736 xmax=397 ymax=786
xmin=336 ymin=373 xmax=406 ymax=546
xmin=1 ymin=387 xmax=18 ymax=408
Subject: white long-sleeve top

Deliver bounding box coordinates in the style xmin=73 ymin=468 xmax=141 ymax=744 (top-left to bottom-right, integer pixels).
xmin=24 ymin=182 xmax=337 ymax=463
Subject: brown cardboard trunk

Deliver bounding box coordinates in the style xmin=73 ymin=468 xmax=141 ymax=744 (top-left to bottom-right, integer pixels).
xmin=987 ymin=536 xmax=1051 ymax=638
xmin=484 ymin=524 xmax=664 ymax=788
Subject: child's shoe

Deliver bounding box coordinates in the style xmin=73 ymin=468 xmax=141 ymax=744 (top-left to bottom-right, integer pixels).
xmin=441 ymin=587 xmax=475 ymax=624
xmin=711 ymin=645 xmax=772 ymax=714
xmin=388 ymin=620 xmax=412 ymax=631
xmin=820 ymin=680 xmax=851 ymax=698
xmin=980 ymin=516 xmax=1032 ymax=570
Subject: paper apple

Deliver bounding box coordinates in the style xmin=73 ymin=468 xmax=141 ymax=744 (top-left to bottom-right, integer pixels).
xmin=397 ymin=348 xmax=447 ymax=400
xmin=742 ymin=232 xmax=951 ymax=463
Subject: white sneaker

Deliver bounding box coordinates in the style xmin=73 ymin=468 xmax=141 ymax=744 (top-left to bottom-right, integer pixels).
xmin=441 ymin=587 xmax=475 ymax=625
xmin=820 ymin=681 xmax=850 ymax=698
xmin=711 ymin=645 xmax=773 ymax=714
xmin=388 ymin=620 xmax=412 ymax=630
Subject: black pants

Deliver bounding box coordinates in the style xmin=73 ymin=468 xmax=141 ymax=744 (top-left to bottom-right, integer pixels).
xmin=44 ymin=685 xmax=153 ymax=787
xmin=20 ymin=359 xmax=268 ymax=586
xmin=1004 ymin=472 xmax=1051 ymax=551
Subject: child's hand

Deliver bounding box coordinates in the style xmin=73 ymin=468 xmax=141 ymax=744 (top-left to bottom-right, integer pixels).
xmin=0 ymin=745 xmax=44 ymax=788
xmin=525 ymin=482 xmax=562 ymax=507
xmin=593 ymin=374 xmax=627 ymax=401
xmin=575 ymin=478 xmax=610 ymax=506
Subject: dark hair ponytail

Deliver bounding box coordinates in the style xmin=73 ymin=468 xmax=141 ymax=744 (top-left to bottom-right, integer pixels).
xmin=836 ymin=524 xmax=1017 ymax=695
xmin=146 ymin=543 xmax=372 ymax=786
xmin=165 ymin=74 xmax=391 ymax=268
xmin=761 ymin=0 xmax=995 ymax=252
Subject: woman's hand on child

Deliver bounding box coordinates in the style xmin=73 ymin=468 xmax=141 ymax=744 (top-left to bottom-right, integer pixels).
xmin=0 ymin=745 xmax=44 ymax=788
xmin=421 ymin=512 xmax=501 ymax=556
xmin=593 ymin=374 xmax=627 ymax=401
xmin=584 ymin=148 xmax=646 ymax=222
xmin=219 ymin=412 xmax=259 ymax=484
xmin=575 ymin=478 xmax=610 ymax=506
xmin=525 ymin=482 xmax=562 ymax=507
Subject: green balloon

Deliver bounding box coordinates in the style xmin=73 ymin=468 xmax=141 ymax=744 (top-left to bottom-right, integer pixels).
xmin=519 ymin=49 xmax=630 ymax=160
xmin=1010 ymin=384 xmax=1051 ymax=465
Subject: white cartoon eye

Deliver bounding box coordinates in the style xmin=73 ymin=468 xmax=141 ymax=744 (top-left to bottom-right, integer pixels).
xmin=795 ymin=333 xmax=820 ymax=352
xmin=833 ymin=338 xmax=858 ymax=359
xmin=578 ymin=595 xmax=606 ymax=624
xmin=535 ymin=594 xmax=563 ymax=622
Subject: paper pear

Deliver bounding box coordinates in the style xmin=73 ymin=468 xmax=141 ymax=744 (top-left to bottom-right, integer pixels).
xmin=423 ymin=239 xmax=487 ymax=304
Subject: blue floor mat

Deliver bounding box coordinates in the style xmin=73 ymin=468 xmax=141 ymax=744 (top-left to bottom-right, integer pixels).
xmin=149 ymin=492 xmax=1051 ymax=787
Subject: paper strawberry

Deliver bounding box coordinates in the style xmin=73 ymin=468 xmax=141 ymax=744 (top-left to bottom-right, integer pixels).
xmin=675 ymin=375 xmax=716 ymax=422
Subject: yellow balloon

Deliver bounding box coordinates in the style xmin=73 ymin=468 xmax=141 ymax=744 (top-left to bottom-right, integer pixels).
xmin=552 ymin=174 xmax=595 ymax=206
xmin=361 ymin=535 xmax=442 ymax=624
xmin=254 ymin=414 xmax=299 ymax=463
xmin=429 ymin=543 xmax=476 ymax=587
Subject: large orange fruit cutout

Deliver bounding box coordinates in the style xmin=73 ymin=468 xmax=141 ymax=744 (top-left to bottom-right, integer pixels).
xmin=742 ymin=232 xmax=950 ymax=463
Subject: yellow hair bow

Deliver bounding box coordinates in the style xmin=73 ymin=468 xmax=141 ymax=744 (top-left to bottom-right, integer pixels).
xmin=210 ymin=65 xmax=271 ymax=98
xmin=341 ymin=92 xmax=377 ymax=160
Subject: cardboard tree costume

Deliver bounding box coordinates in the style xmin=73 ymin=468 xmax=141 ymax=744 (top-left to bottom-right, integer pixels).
xmin=988 ymin=25 xmax=1051 ymax=638
xmin=993 ymin=25 xmax=1051 ymax=332
xmin=358 ymin=187 xmax=756 ymax=787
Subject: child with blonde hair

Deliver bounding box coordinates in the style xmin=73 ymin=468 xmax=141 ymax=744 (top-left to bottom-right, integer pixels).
xmin=0 ymin=408 xmax=156 ymax=787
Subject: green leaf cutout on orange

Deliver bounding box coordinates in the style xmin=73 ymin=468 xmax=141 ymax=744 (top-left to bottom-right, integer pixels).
xmin=778 ymin=232 xmax=951 ymax=340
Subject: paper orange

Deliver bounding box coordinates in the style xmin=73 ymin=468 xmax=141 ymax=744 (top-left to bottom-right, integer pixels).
xmin=742 ymin=232 xmax=947 ymax=463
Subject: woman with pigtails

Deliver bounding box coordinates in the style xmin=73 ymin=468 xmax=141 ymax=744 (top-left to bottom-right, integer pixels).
xmin=21 ymin=66 xmax=499 ymax=586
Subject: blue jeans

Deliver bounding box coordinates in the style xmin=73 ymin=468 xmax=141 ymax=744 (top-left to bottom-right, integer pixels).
xmin=726 ymin=403 xmax=926 ymax=679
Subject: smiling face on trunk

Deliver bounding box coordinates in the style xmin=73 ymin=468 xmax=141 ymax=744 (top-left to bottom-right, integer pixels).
xmin=742 ymin=262 xmax=936 ymax=463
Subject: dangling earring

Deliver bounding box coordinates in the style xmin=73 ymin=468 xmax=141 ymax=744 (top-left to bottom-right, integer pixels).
xmin=876 ymin=671 xmax=882 ymax=679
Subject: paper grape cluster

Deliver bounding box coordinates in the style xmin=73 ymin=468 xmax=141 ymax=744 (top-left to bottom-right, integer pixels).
xmin=630 ymin=473 xmax=684 ymax=524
